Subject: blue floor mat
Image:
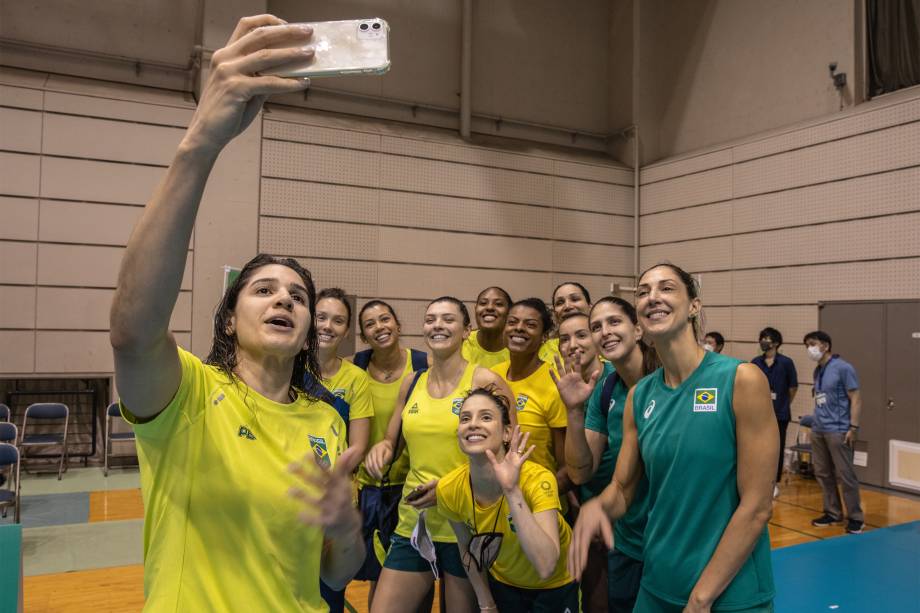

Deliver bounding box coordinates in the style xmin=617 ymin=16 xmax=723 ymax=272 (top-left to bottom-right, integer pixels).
xmin=0 ymin=491 xmax=89 ymax=528
xmin=773 ymin=521 xmax=920 ymax=612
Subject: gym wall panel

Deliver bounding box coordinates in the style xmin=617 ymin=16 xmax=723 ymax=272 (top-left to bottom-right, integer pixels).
xmin=0 ymin=242 xmax=37 ymax=284
xmin=640 ymin=201 xmax=733 ymax=246
xmin=36 ymin=244 xmax=193 ymax=291
xmin=0 ymin=107 xmax=41 ymax=152
xmin=640 ymin=92 xmax=920 ymax=356
xmin=38 ymin=201 xmax=143 ymax=247
xmin=701 ymin=306 xmax=731 ymax=339
xmin=553 ymin=177 xmax=632 ymax=215
xmin=640 ymin=166 xmax=732 ymax=215
xmin=35 ymin=331 xmax=114 ymax=373
xmin=34 ymin=288 xmax=191 ymax=332
xmin=639 ymin=237 xmax=733 ymax=274
xmin=553 ymin=208 xmax=632 ymax=246
xmin=732 ymin=166 xmax=920 ymax=234
xmin=0 ymin=152 xmax=40 ymax=197
xmin=0 ymin=286 xmax=35 ymax=328
xmin=0 ymin=331 xmax=34 ymax=373
xmin=380 ymin=191 xmax=553 ymax=240
xmin=0 ymin=197 xmax=38 ymax=241
xmin=40 ymin=157 xmax=166 ymax=205
xmin=378 ymin=227 xmax=551 ymax=271
xmin=261 ymin=179 xmax=380 ymax=225
xmin=261 ymin=113 xmax=633 ymax=329
xmin=733 ymin=212 xmax=920 ymax=270
xmin=0 ymin=84 xmax=43 ymax=110
xmin=42 ymin=91 xmax=193 ymax=126
xmin=41 ymin=113 xmax=184 ymax=165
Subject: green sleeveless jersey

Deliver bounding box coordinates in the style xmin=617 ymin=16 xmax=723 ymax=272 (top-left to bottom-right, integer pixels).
xmin=585 ymin=366 xmax=649 ymax=561
xmin=632 ymin=351 xmax=774 ymax=610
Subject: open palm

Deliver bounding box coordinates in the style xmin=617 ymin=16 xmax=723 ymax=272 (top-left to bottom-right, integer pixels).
xmin=486 ymin=426 xmax=534 ymax=493
xmin=550 ymin=354 xmax=598 ymax=410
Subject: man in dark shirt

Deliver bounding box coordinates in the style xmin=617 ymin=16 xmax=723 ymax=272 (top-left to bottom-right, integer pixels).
xmin=751 ymin=327 xmax=798 ymax=498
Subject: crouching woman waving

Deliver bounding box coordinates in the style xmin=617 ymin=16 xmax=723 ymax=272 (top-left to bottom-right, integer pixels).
xmin=437 ymin=387 xmax=578 ymax=612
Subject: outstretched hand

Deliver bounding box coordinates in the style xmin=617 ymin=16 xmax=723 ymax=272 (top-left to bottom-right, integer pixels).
xmin=567 ymin=497 xmax=613 ymax=581
xmin=486 ymin=426 xmax=535 ymax=493
xmin=186 ymin=15 xmax=314 ymax=154
xmin=288 ymin=446 xmax=362 ymax=540
xmin=550 ymin=354 xmax=599 ymax=411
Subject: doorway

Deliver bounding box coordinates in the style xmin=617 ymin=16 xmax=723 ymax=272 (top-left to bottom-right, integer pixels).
xmin=819 ymin=300 xmax=920 ymax=492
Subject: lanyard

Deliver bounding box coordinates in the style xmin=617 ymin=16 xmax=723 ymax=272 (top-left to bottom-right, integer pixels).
xmin=469 ymin=474 xmax=504 ymax=535
xmin=814 ymin=355 xmax=838 ymax=394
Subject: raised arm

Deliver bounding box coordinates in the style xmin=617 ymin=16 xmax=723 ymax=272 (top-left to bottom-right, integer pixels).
xmin=550 ymin=355 xmax=604 ymax=484
xmin=567 ymin=388 xmax=644 ymax=580
xmin=110 ymin=16 xmax=312 ymax=418
xmin=364 ymin=374 xmax=413 ymax=479
xmin=685 ymin=363 xmax=777 ymax=611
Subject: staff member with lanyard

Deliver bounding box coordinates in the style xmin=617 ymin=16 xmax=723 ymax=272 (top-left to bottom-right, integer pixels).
xmin=804 ymin=331 xmax=864 ymax=534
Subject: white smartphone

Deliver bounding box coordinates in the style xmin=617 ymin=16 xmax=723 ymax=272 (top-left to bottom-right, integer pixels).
xmin=264 ymin=18 xmax=390 ymax=78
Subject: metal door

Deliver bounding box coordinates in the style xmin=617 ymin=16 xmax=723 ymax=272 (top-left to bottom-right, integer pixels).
xmin=884 ymin=301 xmax=920 ymax=490
xmin=819 ymin=302 xmax=885 ymax=486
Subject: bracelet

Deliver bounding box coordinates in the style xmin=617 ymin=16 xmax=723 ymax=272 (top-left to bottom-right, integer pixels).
xmin=479 ymin=606 xmax=498 ymax=612
xmin=849 ymin=424 xmax=860 ymax=430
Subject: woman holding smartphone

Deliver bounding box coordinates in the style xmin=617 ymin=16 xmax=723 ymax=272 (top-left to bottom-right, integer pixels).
xmin=437 ymin=387 xmax=578 ymax=612
xmin=364 ymin=297 xmax=512 ymax=612
xmin=462 ymin=286 xmax=512 ymax=368
xmin=553 ymin=297 xmax=657 ymax=612
xmin=569 ymin=264 xmax=776 ymax=612
xmin=109 ymin=16 xmax=362 ymax=611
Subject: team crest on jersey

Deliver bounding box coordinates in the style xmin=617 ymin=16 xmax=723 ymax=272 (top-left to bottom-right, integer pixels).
xmin=309 ymin=435 xmax=331 ymax=467
xmin=693 ymin=388 xmax=718 ymax=412
xmin=515 ymin=394 xmax=529 ymax=411
xmin=451 ymin=398 xmax=463 ymax=415
xmin=643 ymin=399 xmax=656 ymax=419
xmin=408 ymin=402 xmax=420 ymax=415
xmin=332 ymin=388 xmax=347 ymax=399
xmin=237 ymin=425 xmax=256 ymax=440
xmin=608 ymin=397 xmax=617 ymax=412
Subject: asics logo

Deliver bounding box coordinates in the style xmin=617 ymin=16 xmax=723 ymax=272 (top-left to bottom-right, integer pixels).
xmin=643 ymin=399 xmax=656 ymax=419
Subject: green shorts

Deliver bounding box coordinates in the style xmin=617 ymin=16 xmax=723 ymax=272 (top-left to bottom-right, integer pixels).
xmin=634 ymin=586 xmax=774 ymax=613
xmin=383 ymin=534 xmax=467 ymax=578
xmin=488 ymin=576 xmax=579 ymax=612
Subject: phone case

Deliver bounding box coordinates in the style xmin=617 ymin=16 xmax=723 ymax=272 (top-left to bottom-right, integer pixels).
xmin=266 ymin=18 xmax=390 ymax=78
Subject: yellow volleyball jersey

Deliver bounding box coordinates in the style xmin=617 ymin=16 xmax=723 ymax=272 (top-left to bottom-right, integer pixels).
xmin=437 ymin=461 xmax=573 ymax=589
xmin=491 ymin=360 xmax=568 ymax=473
xmin=121 ymin=348 xmax=346 ymax=612
xmin=323 ymin=359 xmax=374 ymax=421
xmin=395 ymin=362 xmax=477 ymax=542
xmin=538 ymin=337 xmax=561 ymax=364
xmin=355 ymin=349 xmax=415 ymax=487
xmin=462 ymin=329 xmax=511 ymax=368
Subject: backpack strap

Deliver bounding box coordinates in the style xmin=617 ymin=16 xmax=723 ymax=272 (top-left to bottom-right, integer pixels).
xmin=599 ymin=371 xmax=620 ymax=420
xmin=409 ymin=349 xmax=429 ymax=372
xmin=302 ymin=372 xmax=350 ymax=424
xmin=381 ymin=368 xmax=427 ymax=486
xmin=353 ymin=349 xmax=373 ymax=371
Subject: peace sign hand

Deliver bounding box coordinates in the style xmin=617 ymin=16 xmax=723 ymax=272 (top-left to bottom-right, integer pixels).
xmin=288 ymin=446 xmax=362 ymax=540
xmin=486 ymin=426 xmax=535 ymax=494
xmin=550 ymin=354 xmax=600 ymax=412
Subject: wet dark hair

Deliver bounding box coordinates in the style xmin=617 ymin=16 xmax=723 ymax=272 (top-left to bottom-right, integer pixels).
xmin=638 ymin=262 xmax=703 ymax=340
xmin=552 ymin=281 xmax=592 ymax=308
xmin=590 ymin=296 xmax=660 ymax=375
xmin=759 ymin=327 xmax=783 ymax=347
xmin=509 ymin=298 xmax=554 ymax=336
xmin=705 ymin=331 xmax=725 ymax=348
xmin=477 ymin=286 xmax=512 ymax=305
xmin=206 ymin=253 xmax=320 ymax=398
xmin=317 ymin=287 xmax=352 ymax=328
xmin=463 ymin=385 xmax=512 ymax=427
xmin=803 ymin=330 xmax=832 ymax=351
xmin=357 ymin=299 xmax=402 ymax=343
xmin=428 ymin=296 xmax=471 ymax=328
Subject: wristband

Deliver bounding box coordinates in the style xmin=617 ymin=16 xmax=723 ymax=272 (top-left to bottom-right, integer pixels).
xmin=849 ymin=425 xmax=859 ymax=430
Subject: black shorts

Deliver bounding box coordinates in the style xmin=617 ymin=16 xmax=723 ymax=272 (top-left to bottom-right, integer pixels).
xmin=354 ymin=483 xmax=403 ymax=581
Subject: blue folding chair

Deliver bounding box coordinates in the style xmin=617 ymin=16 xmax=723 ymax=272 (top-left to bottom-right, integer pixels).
xmin=104 ymin=402 xmax=136 ymax=477
xmin=0 ymin=442 xmax=21 ymax=522
xmin=20 ymin=403 xmax=69 ymax=480
xmin=0 ymin=423 xmax=16 ymax=445
xmin=0 ymin=404 xmax=9 ymax=422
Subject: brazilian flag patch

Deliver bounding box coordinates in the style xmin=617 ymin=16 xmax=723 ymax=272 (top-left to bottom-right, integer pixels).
xmin=515 ymin=394 xmax=529 ymax=411
xmin=693 ymin=388 xmax=718 ymax=412
xmin=309 ymin=435 xmax=331 ymax=467
xmin=451 ymin=398 xmax=463 ymax=415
